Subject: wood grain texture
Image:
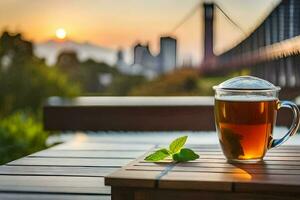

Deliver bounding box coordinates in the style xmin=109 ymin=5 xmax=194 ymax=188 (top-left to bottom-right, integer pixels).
xmin=0 ymin=165 xmax=116 ymax=177
xmin=133 ymin=188 xmax=300 ymax=200
xmin=127 ymin=165 xmax=300 ymax=175
xmin=1 ymin=133 xmax=300 ymax=199
xmin=51 ymin=142 xmax=155 ymax=151
xmin=0 ymin=193 xmax=110 ymax=200
xmin=0 ymin=175 xmax=110 ymax=194
xmin=0 ymin=134 xmax=158 ymax=199
xmin=107 ymin=145 xmax=300 ymax=199
xmin=105 ymin=170 xmax=159 ymax=188
xmin=159 ymin=172 xmax=300 ymax=190
xmin=30 ymin=150 xmax=144 ymax=159
xmin=44 ymin=105 xmax=215 ymax=131
xmin=7 ymin=157 xmax=132 ymax=167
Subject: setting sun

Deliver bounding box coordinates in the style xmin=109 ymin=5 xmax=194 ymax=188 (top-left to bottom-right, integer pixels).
xmin=55 ymin=28 xmax=67 ymax=39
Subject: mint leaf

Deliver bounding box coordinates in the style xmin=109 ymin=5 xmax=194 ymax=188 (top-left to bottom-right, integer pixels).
xmin=172 ymin=148 xmax=199 ymax=162
xmin=144 ymin=136 xmax=200 ymax=162
xmin=144 ymin=148 xmax=170 ymax=161
xmin=169 ymin=135 xmax=188 ymax=154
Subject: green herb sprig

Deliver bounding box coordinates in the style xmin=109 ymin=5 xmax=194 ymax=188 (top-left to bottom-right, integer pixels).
xmin=144 ymin=136 xmax=199 ymax=162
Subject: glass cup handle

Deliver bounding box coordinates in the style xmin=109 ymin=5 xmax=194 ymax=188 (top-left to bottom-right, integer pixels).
xmin=269 ymin=101 xmax=300 ymax=149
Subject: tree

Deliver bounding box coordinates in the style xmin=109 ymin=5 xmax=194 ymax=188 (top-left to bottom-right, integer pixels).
xmin=0 ymin=31 xmax=80 ymax=117
xmin=129 ymin=68 xmax=200 ymax=96
xmin=0 ymin=112 xmax=48 ymax=164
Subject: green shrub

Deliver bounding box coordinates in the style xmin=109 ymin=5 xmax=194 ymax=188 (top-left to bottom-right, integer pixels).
xmin=129 ymin=69 xmax=201 ymax=96
xmin=0 ymin=59 xmax=81 ymax=118
xmin=0 ymin=112 xmax=48 ymax=164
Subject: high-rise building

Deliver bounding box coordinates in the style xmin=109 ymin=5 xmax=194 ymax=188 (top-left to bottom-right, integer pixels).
xmin=132 ymin=43 xmax=159 ymax=79
xmin=159 ymin=36 xmax=177 ymax=73
xmin=116 ymin=49 xmax=129 ymax=74
xmin=133 ymin=43 xmax=157 ymax=68
xmin=130 ymin=36 xmax=177 ymax=79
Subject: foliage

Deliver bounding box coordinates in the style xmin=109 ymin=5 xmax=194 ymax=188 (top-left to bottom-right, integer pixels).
xmin=0 ymin=32 xmax=80 ymax=117
xmin=0 ymin=31 xmax=80 ymax=164
xmin=0 ymin=59 xmax=80 ymax=117
xmin=74 ymin=59 xmax=146 ymax=96
xmin=129 ymin=68 xmax=233 ymax=96
xmin=169 ymin=135 xmax=188 ymax=154
xmin=197 ymin=76 xmax=233 ymax=96
xmin=144 ymin=148 xmax=170 ymax=162
xmin=78 ymin=59 xmax=119 ymax=93
xmin=145 ymin=136 xmax=199 ymax=162
xmin=104 ymin=74 xmax=146 ymax=96
xmin=0 ymin=112 xmax=48 ymax=164
xmin=172 ymin=148 xmax=200 ymax=162
xmin=55 ymin=54 xmax=147 ymax=96
xmin=129 ymin=68 xmax=199 ymax=96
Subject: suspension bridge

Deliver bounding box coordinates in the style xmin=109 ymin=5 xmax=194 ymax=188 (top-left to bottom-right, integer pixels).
xmin=172 ymin=0 xmax=300 ymax=98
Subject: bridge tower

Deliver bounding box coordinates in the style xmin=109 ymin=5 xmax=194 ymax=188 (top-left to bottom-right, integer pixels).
xmin=203 ymin=3 xmax=215 ymax=62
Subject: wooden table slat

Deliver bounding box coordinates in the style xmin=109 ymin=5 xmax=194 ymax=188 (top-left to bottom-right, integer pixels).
xmin=126 ymin=165 xmax=300 ymax=175
xmin=134 ymin=161 xmax=300 ymax=170
xmin=139 ymin=159 xmax=300 ymax=166
xmin=0 ymin=193 xmax=110 ymax=200
xmin=30 ymin=150 xmax=144 ymax=159
xmin=7 ymin=157 xmax=133 ymax=167
xmin=52 ymin=143 xmax=155 ymax=151
xmin=0 ymin=166 xmax=116 ymax=177
xmin=0 ymin=176 xmax=110 ymax=195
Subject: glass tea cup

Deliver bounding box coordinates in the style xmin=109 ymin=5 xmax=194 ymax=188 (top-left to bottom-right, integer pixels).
xmin=213 ymin=76 xmax=300 ymax=163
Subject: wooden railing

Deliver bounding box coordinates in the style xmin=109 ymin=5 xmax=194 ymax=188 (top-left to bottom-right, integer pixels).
xmin=43 ymin=96 xmax=297 ymax=131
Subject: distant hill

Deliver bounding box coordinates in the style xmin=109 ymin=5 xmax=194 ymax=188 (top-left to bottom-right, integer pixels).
xmin=34 ymin=39 xmax=117 ymax=66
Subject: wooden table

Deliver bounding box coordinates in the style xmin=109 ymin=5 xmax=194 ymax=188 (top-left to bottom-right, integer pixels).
xmin=0 ymin=132 xmax=214 ymax=199
xmin=0 ymin=131 xmax=299 ymax=200
xmin=105 ymin=145 xmax=300 ymax=200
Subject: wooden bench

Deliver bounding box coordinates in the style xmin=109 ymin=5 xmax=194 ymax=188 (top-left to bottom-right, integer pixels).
xmin=43 ymin=96 xmax=295 ymax=131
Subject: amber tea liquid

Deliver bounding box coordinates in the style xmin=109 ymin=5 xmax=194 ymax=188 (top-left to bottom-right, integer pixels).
xmin=215 ymin=97 xmax=278 ymax=161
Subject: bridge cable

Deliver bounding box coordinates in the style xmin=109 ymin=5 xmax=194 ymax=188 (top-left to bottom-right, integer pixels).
xmin=215 ymin=4 xmax=247 ymax=35
xmin=170 ymin=2 xmax=202 ymax=33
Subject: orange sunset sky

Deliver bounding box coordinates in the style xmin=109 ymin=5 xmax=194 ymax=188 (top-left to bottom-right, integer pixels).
xmin=0 ymin=0 xmax=279 ymax=63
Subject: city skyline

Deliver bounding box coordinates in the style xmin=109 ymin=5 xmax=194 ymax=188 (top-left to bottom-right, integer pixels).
xmin=0 ymin=0 xmax=279 ymax=64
